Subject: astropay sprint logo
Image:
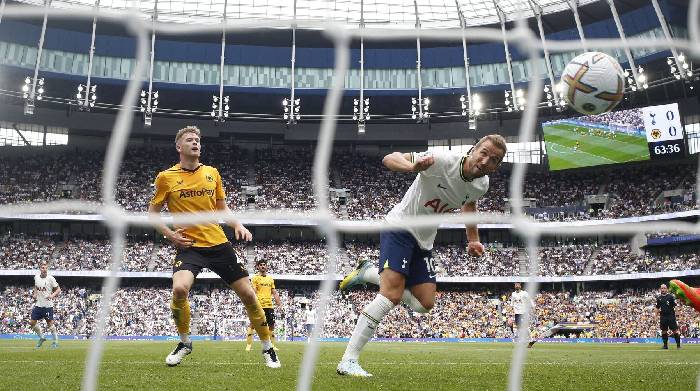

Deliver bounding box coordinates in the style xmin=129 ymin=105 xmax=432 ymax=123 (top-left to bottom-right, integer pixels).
xmin=179 ymin=188 xmax=215 ymax=199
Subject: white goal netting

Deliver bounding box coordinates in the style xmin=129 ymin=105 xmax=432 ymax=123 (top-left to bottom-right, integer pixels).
xmin=1 ymin=1 xmax=699 ymax=390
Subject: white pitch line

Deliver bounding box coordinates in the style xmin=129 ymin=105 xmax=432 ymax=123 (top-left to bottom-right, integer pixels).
xmin=1 ymin=359 xmax=698 ymax=366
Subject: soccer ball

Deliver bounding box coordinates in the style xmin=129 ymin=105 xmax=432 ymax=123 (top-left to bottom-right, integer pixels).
xmin=560 ymin=51 xmax=625 ymax=115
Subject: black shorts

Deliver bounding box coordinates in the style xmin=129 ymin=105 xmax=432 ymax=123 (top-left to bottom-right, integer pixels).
xmin=660 ymin=316 xmax=678 ymax=332
xmin=173 ymin=242 xmax=248 ymax=285
xmin=31 ymin=306 xmax=54 ymax=321
xmin=263 ymin=308 xmax=275 ymax=329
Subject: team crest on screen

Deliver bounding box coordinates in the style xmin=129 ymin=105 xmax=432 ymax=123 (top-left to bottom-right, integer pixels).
xmin=651 ymin=129 xmax=661 ymax=139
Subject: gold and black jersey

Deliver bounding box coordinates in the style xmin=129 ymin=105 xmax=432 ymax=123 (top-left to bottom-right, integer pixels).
xmin=251 ymin=274 xmax=276 ymax=308
xmin=150 ymin=163 xmax=228 ymax=248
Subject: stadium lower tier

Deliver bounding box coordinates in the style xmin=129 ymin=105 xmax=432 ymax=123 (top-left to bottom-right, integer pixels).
xmin=0 ymin=146 xmax=696 ymax=221
xmin=3 ymin=235 xmax=699 ymax=276
xmin=2 ymin=283 xmax=698 ymax=339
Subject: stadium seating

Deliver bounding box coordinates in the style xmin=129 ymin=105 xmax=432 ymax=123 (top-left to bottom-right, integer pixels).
xmin=1 ymin=284 xmax=697 ymax=339
xmin=0 ymin=146 xmax=695 ymax=220
xmin=2 ymin=234 xmax=698 ymax=276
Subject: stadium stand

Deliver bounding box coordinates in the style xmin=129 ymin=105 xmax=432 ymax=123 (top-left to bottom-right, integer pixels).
xmin=3 ymin=234 xmax=698 ymax=276
xmin=0 ymin=147 xmax=695 ymax=220
xmin=1 ymin=284 xmax=698 ymax=339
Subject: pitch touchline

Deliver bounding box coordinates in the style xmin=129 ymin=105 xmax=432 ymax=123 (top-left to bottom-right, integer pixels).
xmin=1 ymin=360 xmax=698 ymax=366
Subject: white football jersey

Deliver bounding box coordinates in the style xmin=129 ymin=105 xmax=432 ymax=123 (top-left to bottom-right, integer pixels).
xmin=34 ymin=274 xmax=59 ymax=308
xmin=510 ymin=290 xmax=532 ymax=315
xmin=305 ymin=309 xmax=316 ymax=325
xmin=385 ymin=151 xmax=489 ymax=250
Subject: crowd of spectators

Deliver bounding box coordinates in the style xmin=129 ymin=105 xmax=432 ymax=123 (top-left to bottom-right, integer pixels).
xmin=535 ymin=245 xmax=594 ymax=276
xmin=2 ymin=235 xmax=156 ymax=272
xmin=577 ymin=108 xmax=644 ymax=130
xmin=2 ymin=284 xmax=698 ymax=339
xmin=253 ymin=149 xmax=316 ymax=211
xmin=1 ymin=145 xmax=695 ymax=221
xmin=605 ymin=165 xmax=696 ymax=218
xmin=3 ymin=234 xmax=699 ymax=276
xmin=588 ymin=244 xmax=700 ymax=275
xmin=0 ymin=234 xmax=57 ymax=269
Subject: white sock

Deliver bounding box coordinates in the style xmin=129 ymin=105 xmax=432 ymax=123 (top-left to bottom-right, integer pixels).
xmin=402 ymin=290 xmax=429 ymax=313
xmin=362 ymin=266 xmax=380 ymax=285
xmin=261 ymin=339 xmax=272 ymax=351
xmin=49 ymin=324 xmax=58 ymax=341
xmin=180 ymin=333 xmax=191 ymax=344
xmin=342 ymin=294 xmax=395 ymax=361
xmin=32 ymin=324 xmax=44 ymax=339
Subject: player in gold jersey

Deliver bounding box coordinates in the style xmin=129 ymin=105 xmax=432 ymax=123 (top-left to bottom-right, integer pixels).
xmin=246 ymin=260 xmax=282 ymax=351
xmin=148 ymin=126 xmax=280 ymax=368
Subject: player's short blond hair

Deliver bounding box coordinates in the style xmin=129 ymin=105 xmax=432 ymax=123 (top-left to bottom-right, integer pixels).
xmin=175 ymin=126 xmax=201 ymax=144
xmin=475 ymin=134 xmax=507 ymax=161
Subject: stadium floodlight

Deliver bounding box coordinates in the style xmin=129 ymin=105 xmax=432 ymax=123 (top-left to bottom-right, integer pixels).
xmin=212 ymin=94 xmax=230 ymax=122
xmin=411 ymin=96 xmax=430 ymax=122
xmin=472 ymin=94 xmax=482 ymax=115
xmin=544 ymin=84 xmax=566 ymax=111
xmin=636 ymin=66 xmax=649 ymax=90
xmin=669 ymin=54 xmax=693 ymax=81
xmin=504 ymin=89 xmax=524 ymax=112
xmin=139 ymin=89 xmax=159 ymax=126
xmin=21 ymin=76 xmax=44 ymax=115
xmin=554 ymin=83 xmax=567 ymax=112
xmin=353 ymin=96 xmax=370 ymax=133
xmin=283 ymin=97 xmax=300 ymax=124
xmin=624 ymin=69 xmax=638 ymax=92
xmin=76 ymin=83 xmax=97 ymax=111
xmin=460 ymin=93 xmax=482 ymax=127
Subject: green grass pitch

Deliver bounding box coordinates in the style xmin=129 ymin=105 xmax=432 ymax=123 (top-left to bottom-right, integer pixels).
xmin=543 ymin=123 xmax=650 ymax=171
xmin=3 ymin=340 xmax=699 ymax=390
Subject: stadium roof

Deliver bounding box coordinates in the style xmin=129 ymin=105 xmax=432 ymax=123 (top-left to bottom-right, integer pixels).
xmin=14 ymin=0 xmax=600 ymax=28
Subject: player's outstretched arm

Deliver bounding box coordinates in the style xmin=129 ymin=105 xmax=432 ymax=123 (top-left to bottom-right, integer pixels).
xmin=461 ymin=201 xmax=485 ymax=257
xmin=215 ymin=199 xmax=252 ymax=242
xmin=382 ymin=152 xmax=433 ymax=173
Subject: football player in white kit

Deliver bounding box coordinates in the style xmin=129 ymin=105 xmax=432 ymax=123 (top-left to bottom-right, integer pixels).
xmin=510 ymin=282 xmax=537 ymax=348
xmin=337 ymin=135 xmax=507 ymax=377
xmin=30 ymin=262 xmax=61 ymax=349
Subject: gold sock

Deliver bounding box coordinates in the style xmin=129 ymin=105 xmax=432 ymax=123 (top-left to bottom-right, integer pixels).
xmin=246 ymin=326 xmax=254 ymax=346
xmin=170 ymin=298 xmax=191 ymax=335
xmin=244 ymin=302 xmax=271 ymax=342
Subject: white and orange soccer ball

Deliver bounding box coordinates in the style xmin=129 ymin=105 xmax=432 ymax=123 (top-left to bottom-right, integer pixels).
xmin=560 ymin=51 xmax=626 ymax=115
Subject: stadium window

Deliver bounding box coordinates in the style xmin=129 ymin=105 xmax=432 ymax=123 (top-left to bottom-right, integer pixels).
xmin=686 ymin=122 xmax=700 ymax=155
xmin=427 ymin=139 xmax=449 ymax=152
xmin=0 ymin=121 xmax=68 ymax=147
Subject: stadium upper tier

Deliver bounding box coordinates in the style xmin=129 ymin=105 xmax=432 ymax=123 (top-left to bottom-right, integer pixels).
xmin=10 ymin=0 xmax=610 ymax=28
xmin=0 ymin=2 xmax=687 ymax=93
xmin=0 ymin=145 xmax=695 ymax=220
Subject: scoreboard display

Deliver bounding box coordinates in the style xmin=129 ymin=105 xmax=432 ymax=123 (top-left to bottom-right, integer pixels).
xmin=642 ymin=103 xmax=685 ymax=159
